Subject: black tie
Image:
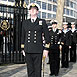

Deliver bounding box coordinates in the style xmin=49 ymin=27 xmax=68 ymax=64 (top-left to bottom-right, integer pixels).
xmin=32 ymin=19 xmax=34 ymax=23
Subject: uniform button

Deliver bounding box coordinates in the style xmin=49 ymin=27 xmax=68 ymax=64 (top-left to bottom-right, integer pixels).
xmin=28 ymin=37 xmax=30 ymax=39
xmin=52 ymin=36 xmax=53 ymax=37
xmin=29 ymin=31 xmax=31 ymax=33
xmin=34 ymin=41 xmax=36 ymax=43
xmin=28 ymin=40 xmax=30 ymax=42
xmin=34 ymin=37 xmax=36 ymax=39
xmin=28 ymin=34 xmax=30 ymax=36
xmin=51 ymin=38 xmax=53 ymax=39
xmin=35 ymin=31 xmax=37 ymax=33
xmin=34 ymin=34 xmax=36 ymax=36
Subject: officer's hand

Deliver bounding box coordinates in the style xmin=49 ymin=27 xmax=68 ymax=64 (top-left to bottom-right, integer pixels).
xmin=69 ymin=46 xmax=71 ymax=49
xmin=21 ymin=50 xmax=25 ymax=56
xmin=43 ymin=50 xmax=49 ymax=58
xmin=59 ymin=45 xmax=62 ymax=52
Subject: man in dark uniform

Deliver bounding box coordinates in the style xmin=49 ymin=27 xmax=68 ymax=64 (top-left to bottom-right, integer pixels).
xmin=21 ymin=3 xmax=50 ymax=77
xmin=48 ymin=20 xmax=61 ymax=76
xmin=70 ymin=22 xmax=77 ymax=62
xmin=61 ymin=22 xmax=71 ymax=68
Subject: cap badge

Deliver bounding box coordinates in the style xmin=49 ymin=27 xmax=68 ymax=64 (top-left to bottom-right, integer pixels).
xmin=32 ymin=4 xmax=36 ymax=7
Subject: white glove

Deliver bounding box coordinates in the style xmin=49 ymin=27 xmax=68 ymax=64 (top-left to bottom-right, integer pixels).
xmin=22 ymin=50 xmax=25 ymax=56
xmin=43 ymin=50 xmax=49 ymax=58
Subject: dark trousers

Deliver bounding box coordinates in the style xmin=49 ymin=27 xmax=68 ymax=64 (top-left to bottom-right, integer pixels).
xmin=26 ymin=53 xmax=42 ymax=77
xmin=49 ymin=49 xmax=60 ymax=75
xmin=62 ymin=45 xmax=69 ymax=68
xmin=70 ymin=42 xmax=76 ymax=62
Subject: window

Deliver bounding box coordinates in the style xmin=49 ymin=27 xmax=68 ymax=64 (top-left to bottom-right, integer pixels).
xmin=30 ymin=0 xmax=35 ymax=3
xmin=4 ymin=7 xmax=7 ymax=12
xmin=70 ymin=10 xmax=73 ymax=16
xmin=38 ymin=11 xmax=41 ymax=18
xmin=1 ymin=0 xmax=7 ymax=1
xmin=25 ymin=0 xmax=29 ymax=5
xmin=74 ymin=3 xmax=76 ymax=9
xmin=76 ymin=12 xmax=77 ymax=19
xmin=70 ymin=2 xmax=73 ymax=8
xmin=48 ymin=0 xmax=52 ymax=1
xmin=8 ymin=0 xmax=15 ymax=2
xmin=53 ymin=14 xmax=56 ymax=18
xmin=42 ymin=2 xmax=46 ymax=10
xmin=53 ymin=5 xmax=57 ymax=12
xmin=66 ymin=9 xmax=69 ymax=15
xmin=36 ymin=1 xmax=41 ymax=8
xmin=74 ymin=11 xmax=76 ymax=17
xmin=64 ymin=8 xmax=66 ymax=14
xmin=53 ymin=0 xmax=57 ymax=3
xmin=42 ymin=12 xmax=46 ymax=18
xmin=48 ymin=4 xmax=52 ymax=11
xmin=8 ymin=7 xmax=11 ymax=12
xmin=47 ymin=13 xmax=51 ymax=19
xmin=65 ymin=0 xmax=69 ymax=6
xmin=0 ymin=6 xmax=1 ymax=11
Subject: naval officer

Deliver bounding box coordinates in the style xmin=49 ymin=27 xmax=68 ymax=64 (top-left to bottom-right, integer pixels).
xmin=70 ymin=22 xmax=77 ymax=62
xmin=48 ymin=20 xmax=61 ymax=76
xmin=21 ymin=3 xmax=50 ymax=77
xmin=61 ymin=22 xmax=71 ymax=68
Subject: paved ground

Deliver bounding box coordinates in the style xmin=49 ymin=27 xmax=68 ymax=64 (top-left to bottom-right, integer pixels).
xmin=0 ymin=59 xmax=77 ymax=77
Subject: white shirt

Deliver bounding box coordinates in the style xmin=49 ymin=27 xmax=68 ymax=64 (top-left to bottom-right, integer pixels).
xmin=31 ymin=17 xmax=37 ymax=23
xmin=63 ymin=29 xmax=68 ymax=34
xmin=72 ymin=28 xmax=76 ymax=33
xmin=53 ymin=28 xmax=57 ymax=32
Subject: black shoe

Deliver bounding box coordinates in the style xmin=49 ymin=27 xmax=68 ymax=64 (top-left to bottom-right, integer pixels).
xmin=70 ymin=60 xmax=73 ymax=62
xmin=71 ymin=61 xmax=76 ymax=63
xmin=65 ymin=66 xmax=69 ymax=68
xmin=61 ymin=66 xmax=65 ymax=68
xmin=47 ymin=62 xmax=50 ymax=64
xmin=49 ymin=73 xmax=54 ymax=76
xmin=55 ymin=74 xmax=58 ymax=76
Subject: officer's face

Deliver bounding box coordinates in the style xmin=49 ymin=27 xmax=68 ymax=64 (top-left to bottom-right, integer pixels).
xmin=52 ymin=24 xmax=57 ymax=28
xmin=71 ymin=24 xmax=75 ymax=28
xmin=63 ymin=25 xmax=67 ymax=29
xmin=29 ymin=8 xmax=38 ymax=16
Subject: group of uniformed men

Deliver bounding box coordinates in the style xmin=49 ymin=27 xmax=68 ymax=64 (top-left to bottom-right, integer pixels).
xmin=47 ymin=20 xmax=77 ymax=76
xmin=21 ymin=3 xmax=77 ymax=77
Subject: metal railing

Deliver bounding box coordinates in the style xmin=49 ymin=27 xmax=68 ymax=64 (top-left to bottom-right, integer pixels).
xmin=0 ymin=4 xmax=27 ymax=64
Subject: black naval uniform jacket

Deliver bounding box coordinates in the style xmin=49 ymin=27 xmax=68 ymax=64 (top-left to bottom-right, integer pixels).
xmin=61 ymin=29 xmax=71 ymax=46
xmin=70 ymin=29 xmax=77 ymax=44
xmin=49 ymin=29 xmax=61 ymax=53
xmin=21 ymin=18 xmax=50 ymax=53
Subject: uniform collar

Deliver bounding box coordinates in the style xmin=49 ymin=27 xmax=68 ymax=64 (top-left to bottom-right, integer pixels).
xmin=71 ymin=28 xmax=76 ymax=32
xmin=31 ymin=17 xmax=37 ymax=22
xmin=52 ymin=28 xmax=57 ymax=32
xmin=63 ymin=29 xmax=69 ymax=33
